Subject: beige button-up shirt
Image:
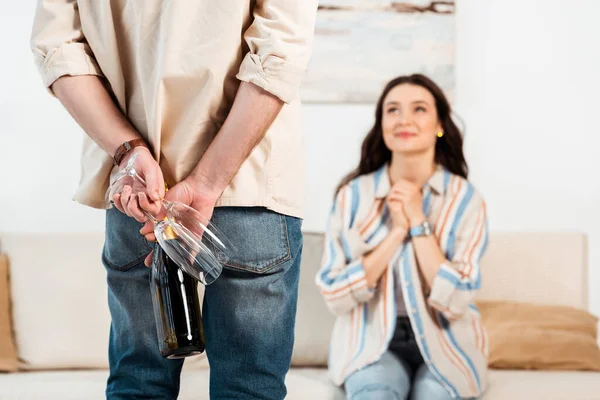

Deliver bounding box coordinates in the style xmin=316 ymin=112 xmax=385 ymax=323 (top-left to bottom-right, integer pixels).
xmin=30 ymin=0 xmax=318 ymax=218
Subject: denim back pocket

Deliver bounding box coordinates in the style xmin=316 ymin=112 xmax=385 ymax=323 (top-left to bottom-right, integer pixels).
xmin=102 ymin=207 xmax=153 ymax=272
xmin=210 ymin=207 xmax=291 ymax=274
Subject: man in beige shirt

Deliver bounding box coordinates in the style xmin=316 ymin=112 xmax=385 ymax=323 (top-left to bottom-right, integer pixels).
xmin=31 ymin=1 xmax=317 ymax=398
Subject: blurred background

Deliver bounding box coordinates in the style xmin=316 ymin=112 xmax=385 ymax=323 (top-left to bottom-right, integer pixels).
xmin=2 ymin=0 xmax=599 ymax=315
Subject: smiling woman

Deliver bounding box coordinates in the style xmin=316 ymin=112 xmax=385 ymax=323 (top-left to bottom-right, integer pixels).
xmin=316 ymin=74 xmax=488 ymax=399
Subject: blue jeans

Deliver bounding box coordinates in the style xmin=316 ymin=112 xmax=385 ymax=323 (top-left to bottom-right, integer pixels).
xmin=344 ymin=317 xmax=452 ymax=400
xmin=102 ymin=206 xmax=303 ymax=400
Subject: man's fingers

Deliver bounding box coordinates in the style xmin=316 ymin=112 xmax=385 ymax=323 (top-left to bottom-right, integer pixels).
xmin=140 ymin=220 xmax=154 ymax=235
xmin=120 ymin=185 xmax=133 ymax=217
xmin=144 ymin=169 xmax=161 ymax=201
xmin=144 ymin=251 xmax=154 ymax=267
xmin=156 ymin=168 xmax=166 ymax=200
xmin=145 ymin=232 xmax=157 ymax=242
xmin=127 ymin=194 xmax=147 ymax=223
xmin=113 ymin=194 xmax=125 ymax=214
xmin=138 ymin=192 xmax=161 ymax=216
xmin=140 ymin=220 xmax=156 ymax=242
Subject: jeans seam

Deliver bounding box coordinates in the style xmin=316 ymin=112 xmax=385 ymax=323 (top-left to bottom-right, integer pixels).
xmin=221 ymin=214 xmax=291 ymax=273
xmin=102 ymin=251 xmax=147 ymax=272
xmin=350 ymin=385 xmax=401 ymax=400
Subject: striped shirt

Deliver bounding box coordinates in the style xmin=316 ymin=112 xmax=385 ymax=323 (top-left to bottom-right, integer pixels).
xmin=315 ymin=164 xmax=489 ymax=399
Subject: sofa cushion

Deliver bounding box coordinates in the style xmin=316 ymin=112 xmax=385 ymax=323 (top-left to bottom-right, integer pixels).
xmin=485 ymin=370 xmax=600 ymax=400
xmin=2 ymin=233 xmax=111 ymax=370
xmin=0 ymin=254 xmax=18 ymax=372
xmin=479 ymin=301 xmax=600 ymax=371
xmin=290 ymin=232 xmax=334 ymax=366
xmin=477 ymin=233 xmax=588 ymax=309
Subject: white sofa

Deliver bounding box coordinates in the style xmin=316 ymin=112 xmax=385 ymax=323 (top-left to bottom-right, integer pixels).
xmin=1 ymin=231 xmax=599 ymax=400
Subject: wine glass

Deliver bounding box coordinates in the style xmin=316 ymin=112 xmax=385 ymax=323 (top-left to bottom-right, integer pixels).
xmin=107 ymin=154 xmax=235 ymax=285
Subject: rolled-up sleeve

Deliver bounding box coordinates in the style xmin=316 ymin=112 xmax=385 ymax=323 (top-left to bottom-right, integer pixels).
xmin=315 ymin=185 xmax=375 ymax=316
xmin=427 ymin=193 xmax=489 ymax=320
xmin=30 ymin=0 xmax=103 ymax=95
xmin=236 ymin=0 xmax=318 ymax=103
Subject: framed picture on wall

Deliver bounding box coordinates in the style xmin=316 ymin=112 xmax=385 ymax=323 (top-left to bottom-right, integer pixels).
xmin=301 ymin=0 xmax=456 ymax=103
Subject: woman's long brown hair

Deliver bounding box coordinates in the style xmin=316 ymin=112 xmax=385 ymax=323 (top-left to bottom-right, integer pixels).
xmin=335 ymin=74 xmax=468 ymax=196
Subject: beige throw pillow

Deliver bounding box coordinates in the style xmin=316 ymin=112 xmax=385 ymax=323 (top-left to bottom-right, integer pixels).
xmin=477 ymin=300 xmax=600 ymax=371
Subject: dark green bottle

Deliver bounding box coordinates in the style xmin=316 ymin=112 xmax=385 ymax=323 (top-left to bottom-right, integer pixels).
xmin=150 ymin=242 xmax=205 ymax=359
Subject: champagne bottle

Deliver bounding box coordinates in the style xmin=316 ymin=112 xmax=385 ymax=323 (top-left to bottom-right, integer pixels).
xmin=150 ymin=236 xmax=205 ymax=359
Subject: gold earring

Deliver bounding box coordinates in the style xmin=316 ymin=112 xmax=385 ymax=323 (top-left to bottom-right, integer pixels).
xmin=437 ymin=131 xmax=444 ymax=138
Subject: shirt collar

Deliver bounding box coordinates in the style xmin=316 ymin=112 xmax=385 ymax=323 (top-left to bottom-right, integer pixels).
xmin=374 ymin=163 xmax=446 ymax=199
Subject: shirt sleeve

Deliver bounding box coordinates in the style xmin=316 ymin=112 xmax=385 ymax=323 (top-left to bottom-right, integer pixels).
xmin=315 ymin=185 xmax=376 ymax=316
xmin=236 ymin=0 xmax=318 ymax=103
xmin=30 ymin=0 xmax=104 ymax=96
xmin=427 ymin=192 xmax=489 ymax=320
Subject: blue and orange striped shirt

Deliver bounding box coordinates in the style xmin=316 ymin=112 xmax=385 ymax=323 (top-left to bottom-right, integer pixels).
xmin=315 ymin=164 xmax=489 ymax=399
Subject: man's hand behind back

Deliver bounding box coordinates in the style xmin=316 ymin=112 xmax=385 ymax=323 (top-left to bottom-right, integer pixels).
xmin=113 ymin=147 xmax=165 ymax=222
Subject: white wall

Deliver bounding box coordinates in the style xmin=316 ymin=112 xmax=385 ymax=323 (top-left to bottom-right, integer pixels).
xmin=1 ymin=1 xmax=599 ymax=313
xmin=457 ymin=0 xmax=600 ymax=316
